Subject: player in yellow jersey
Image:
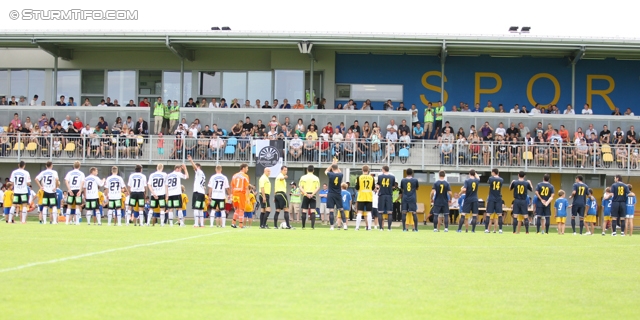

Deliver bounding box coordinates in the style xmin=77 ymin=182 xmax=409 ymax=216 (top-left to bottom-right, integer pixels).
xmin=4 ymin=182 xmax=14 ymax=223
xmin=97 ymin=190 xmax=105 ymax=225
xmin=181 ymin=185 xmax=189 ymax=224
xmin=355 ymin=165 xmax=375 ymax=230
xmin=245 ymin=185 xmax=257 ymax=228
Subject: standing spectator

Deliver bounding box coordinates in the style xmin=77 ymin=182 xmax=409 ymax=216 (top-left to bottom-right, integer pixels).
xmin=424 ymin=102 xmax=434 ymax=139
xmin=30 ymin=95 xmax=38 ymax=106
xmin=56 ymin=95 xmax=67 ymax=106
xmin=292 ymin=99 xmax=304 ymax=109
xmin=139 ymin=98 xmax=150 ymax=107
xmin=410 ymin=104 xmax=419 ymax=127
xmin=397 ymin=102 xmax=406 ymax=111
xmin=162 ymin=101 xmax=171 ymax=134
xmin=434 ymin=101 xmax=445 ymax=138
xmin=153 ymin=97 xmax=165 ymax=135
xmin=169 ymin=100 xmax=180 ymax=133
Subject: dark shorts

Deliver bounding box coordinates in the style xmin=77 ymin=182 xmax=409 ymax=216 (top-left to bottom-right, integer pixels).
xmin=85 ymin=199 xmax=99 ymax=210
xmin=108 ymin=199 xmax=122 ymax=210
xmin=372 ymin=208 xmax=379 ymax=218
xmin=192 ymin=192 xmax=205 ymax=210
xmin=301 ymin=195 xmax=316 ymax=209
xmin=150 ymin=197 xmax=166 ymax=209
xmin=67 ymin=191 xmax=83 ymax=205
xmin=435 ymin=119 xmax=443 ymax=129
xmin=261 ymin=195 xmax=271 ymax=209
xmin=357 ymin=201 xmax=373 ymax=212
xmin=402 ymin=201 xmax=417 ymax=213
xmin=513 ymin=200 xmax=528 ymax=215
xmin=129 ymin=192 xmax=145 ymax=207
xmin=13 ymin=193 xmax=28 ymax=205
xmin=486 ymin=200 xmax=503 ymax=214
xmin=275 ymin=192 xmax=288 ymax=210
xmin=432 ymin=205 xmax=449 ymax=215
xmin=42 ymin=192 xmax=57 ymax=207
xmin=462 ymin=200 xmax=479 ymax=215
xmin=378 ymin=195 xmax=393 ymax=213
xmin=211 ymin=199 xmax=225 ymax=210
xmin=571 ymin=204 xmax=585 ymax=217
xmin=326 ymin=193 xmax=342 ymax=211
xmin=167 ymin=195 xmax=182 ymax=209
xmin=536 ymin=205 xmax=551 ymax=217
xmin=611 ymin=202 xmax=625 ymax=219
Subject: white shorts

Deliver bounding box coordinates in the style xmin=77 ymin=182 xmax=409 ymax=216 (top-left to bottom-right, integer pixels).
xmin=626 ymin=214 xmax=635 ymax=219
xmin=319 ymin=202 xmax=327 ymax=214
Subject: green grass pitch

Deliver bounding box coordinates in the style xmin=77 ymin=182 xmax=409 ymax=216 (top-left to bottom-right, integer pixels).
xmin=1 ymin=222 xmax=639 ymax=319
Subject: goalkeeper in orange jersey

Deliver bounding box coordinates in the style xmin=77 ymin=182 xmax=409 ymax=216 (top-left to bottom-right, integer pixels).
xmin=230 ymin=164 xmax=250 ymax=228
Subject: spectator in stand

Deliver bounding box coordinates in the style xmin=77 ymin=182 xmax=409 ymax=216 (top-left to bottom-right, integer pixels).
xmin=564 ymin=104 xmax=575 ymax=114
xmin=208 ymin=98 xmax=220 ymax=108
xmin=243 ymin=100 xmax=251 ymax=108
xmin=624 ymin=108 xmax=635 ymax=116
xmin=230 ymin=99 xmax=241 ymax=108
xmin=305 ymin=101 xmax=314 ymax=109
xmin=72 ymin=116 xmax=83 ymax=131
xmin=383 ymin=99 xmax=394 ymax=111
xmin=581 ymin=103 xmax=592 ymax=115
xmin=60 ymin=116 xmax=72 ymax=131
xmin=627 ymin=126 xmax=636 ymax=144
xmin=304 ymin=128 xmax=318 ymax=160
xmin=456 ymin=127 xmax=466 ymax=140
xmin=200 ymin=125 xmax=212 ymax=137
xmin=219 ymin=98 xmax=228 ymax=108
xmin=574 ymin=127 xmax=584 ymax=141
xmin=385 ymin=126 xmax=398 ymax=144
xmin=56 ymin=95 xmax=67 ymax=106
xmin=139 ymin=98 xmax=150 ymax=107
xmin=460 ymin=103 xmax=471 ymax=112
xmin=270 ymin=99 xmax=278 ymax=109
xmin=471 ymin=103 xmax=481 ymax=112
xmin=255 ymin=120 xmax=266 ymax=137
xmin=17 ymin=96 xmax=27 ymax=106
xmin=113 ymin=99 xmax=121 ymax=107
xmin=434 ymin=101 xmax=445 ymax=138
xmin=111 ymin=117 xmax=123 ymax=135
xmin=335 ymin=122 xmax=346 ymax=134
xmin=612 ymin=107 xmax=622 ymax=116
xmin=292 ymin=99 xmax=304 ymax=109
xmin=361 ymin=99 xmax=373 ymax=110
xmin=199 ymin=98 xmax=207 ymax=108
xmin=398 ymin=120 xmax=410 ymax=136
xmin=0 ymin=97 xmax=7 ymax=105
xmin=30 ymin=95 xmax=38 ymax=106
xmin=599 ymin=125 xmax=611 ymax=144
xmin=242 ymin=117 xmax=253 ymax=133
xmin=253 ymin=99 xmax=261 ymax=109
xmin=410 ymin=104 xmax=419 ymax=127
xmin=480 ymin=122 xmax=493 ymax=139
xmin=208 ymin=133 xmax=224 ymax=159
xmin=97 ymin=99 xmax=107 ymax=107
xmin=307 ymin=118 xmax=318 ymax=132
xmin=506 ymin=123 xmax=520 ymax=140
xmin=424 ymin=102 xmax=434 ymax=139
xmin=289 ymin=135 xmax=303 ymax=160
xmin=134 ymin=117 xmax=148 ymax=136
xmin=397 ymin=102 xmax=406 ymax=111
xmin=8 ymin=96 xmax=18 ymax=105
xmin=544 ymin=124 xmax=555 ymax=141
xmin=323 ymin=122 xmax=333 ymax=138
xmin=413 ymin=123 xmax=424 ymax=140
xmin=279 ymin=99 xmax=291 ymax=109
xmin=332 ymin=127 xmax=344 ymax=145
xmin=614 ymin=127 xmax=624 ymax=142
xmin=530 ymin=104 xmax=542 ymax=114
xmin=361 ymin=122 xmax=371 ymax=139
xmin=399 ymin=131 xmax=411 ymax=149
xmin=497 ymin=104 xmax=506 ymax=113
xmin=211 ymin=124 xmax=224 ymax=136
xmin=125 ymin=116 xmax=133 ymax=129
xmin=483 ymin=101 xmax=495 ymax=113
xmin=386 ymin=119 xmax=398 ymax=137
xmin=559 ymin=125 xmax=570 ymax=143
xmin=279 ymin=124 xmax=290 ymax=138
xmin=126 ymin=100 xmax=137 ymax=107
xmin=37 ymin=113 xmax=48 ymax=128
xmin=262 ymin=101 xmax=272 ymax=109
xmin=349 ymin=120 xmax=361 ymax=137
xmin=494 ymin=122 xmax=506 ymax=138
xmin=334 ymin=103 xmax=343 ymax=110
xmin=584 ymin=123 xmax=597 ymax=138
xmin=230 ymin=121 xmax=243 ymax=137
xmin=81 ymin=98 xmax=91 ymax=106
xmin=184 ymin=98 xmax=196 ymax=108
xmin=104 ymin=97 xmax=113 ymax=106
xmin=66 ymin=97 xmax=75 ymax=106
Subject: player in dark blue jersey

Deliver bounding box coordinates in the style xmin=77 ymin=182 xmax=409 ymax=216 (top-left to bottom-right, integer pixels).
xmin=535 ymin=174 xmax=555 ymax=234
xmin=486 ymin=168 xmax=504 ymax=233
xmin=601 ymin=187 xmax=612 ymax=236
xmin=324 ymin=159 xmax=344 ymax=231
xmin=569 ymin=175 xmax=589 ymax=235
xmin=610 ymin=174 xmax=629 ymax=236
xmin=431 ymin=170 xmax=452 ymax=232
xmin=377 ymin=165 xmax=396 ymax=231
xmin=510 ymin=171 xmax=533 ymax=234
xmin=400 ymin=168 xmax=419 ymax=232
xmin=459 ymin=169 xmax=480 ymax=233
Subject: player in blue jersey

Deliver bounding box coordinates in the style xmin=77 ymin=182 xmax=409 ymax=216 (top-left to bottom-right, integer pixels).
xmin=535 ymin=174 xmax=555 ymax=234
xmin=601 ymin=188 xmax=612 ymax=236
xmin=459 ymin=169 xmax=480 ymax=233
xmin=400 ymin=168 xmax=419 ymax=232
xmin=584 ymin=189 xmax=597 ymax=236
xmin=338 ymin=183 xmax=352 ymax=230
xmin=554 ymin=190 xmax=569 ymax=235
xmin=510 ymin=171 xmax=533 ymax=234
xmin=486 ymin=168 xmax=504 ymax=233
xmin=626 ymin=185 xmax=636 ymax=237
xmin=431 ymin=170 xmax=452 ymax=232
xmin=325 ymin=159 xmax=344 ymax=231
xmin=610 ymin=174 xmax=629 ymax=236
xmin=569 ymin=175 xmax=589 ymax=235
xmin=377 ymin=165 xmax=396 ymax=231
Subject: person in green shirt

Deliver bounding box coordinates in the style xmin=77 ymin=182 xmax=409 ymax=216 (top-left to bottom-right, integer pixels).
xmin=153 ymin=97 xmax=165 ymax=135
xmin=424 ymin=102 xmax=434 ymax=140
xmin=289 ymin=182 xmax=302 ymax=223
xmin=162 ymin=100 xmax=171 ymax=134
xmin=169 ymin=100 xmax=180 ymax=134
xmin=392 ymin=183 xmax=402 ymax=222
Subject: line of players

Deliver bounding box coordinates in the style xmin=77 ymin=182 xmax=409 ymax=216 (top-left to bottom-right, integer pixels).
xmin=430 ymin=168 xmax=635 ymax=236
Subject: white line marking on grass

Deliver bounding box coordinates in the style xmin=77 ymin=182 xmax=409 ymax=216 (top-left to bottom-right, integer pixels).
xmin=0 ymin=230 xmax=232 ymax=273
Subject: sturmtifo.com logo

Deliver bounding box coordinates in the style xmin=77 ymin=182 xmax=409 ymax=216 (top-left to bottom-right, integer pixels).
xmin=9 ymin=9 xmax=138 ymax=20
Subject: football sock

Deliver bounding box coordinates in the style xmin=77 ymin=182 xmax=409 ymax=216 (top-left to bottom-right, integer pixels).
xmin=498 ymin=216 xmax=503 ymax=230
xmin=366 ymin=213 xmax=372 ymax=230
xmin=579 ymin=220 xmax=584 ymax=234
xmin=571 ymin=218 xmax=576 ymax=232
xmin=512 ymin=218 xmax=517 ymax=232
xmin=612 ymin=219 xmax=617 ymax=233
xmin=301 ymin=210 xmax=307 ymax=228
xmin=458 ymin=215 xmax=466 ymax=231
xmin=620 ymin=218 xmax=625 ymax=233
xmin=444 ymin=214 xmax=449 ymax=228
xmin=378 ymin=214 xmax=383 ymax=229
xmin=536 ymin=218 xmax=541 ymax=233
xmin=168 ymin=211 xmax=174 ymax=226
xmin=211 ymin=212 xmax=216 ymax=227
xmin=200 ymin=217 xmax=204 ymax=226
xmin=221 ymin=212 xmax=226 ymax=227
xmin=21 ymin=207 xmax=27 ymax=223
xmin=258 ymin=212 xmax=264 ymax=227
xmin=284 ymin=212 xmax=290 ymax=228
xmin=433 ymin=215 xmax=438 ymax=229
xmin=65 ymin=210 xmax=70 ymax=224
xmin=66 ymin=208 xmax=71 ymax=217
xmin=95 ymin=212 xmax=101 ymax=223
xmin=52 ymin=208 xmax=58 ymax=224
xmin=401 ymin=213 xmax=407 ymax=230
xmin=329 ymin=211 xmax=335 ymax=226
xmin=274 ymin=211 xmax=280 ymax=228
xmin=239 ymin=217 xmax=244 ymax=228
xmin=160 ymin=212 xmax=165 ymax=225
xmin=107 ymin=210 xmax=113 ymax=225
xmin=524 ymin=218 xmax=530 ymax=233
xmin=311 ymin=210 xmax=316 ymax=228
xmin=355 ymin=213 xmax=362 ymax=229
xmin=117 ymin=210 xmax=122 ymax=225
xmin=471 ymin=216 xmax=477 ymax=232
xmin=545 ymin=217 xmax=550 ymax=233
xmin=43 ymin=207 xmax=48 ymax=224
xmin=484 ymin=215 xmax=490 ymax=230
xmin=387 ymin=214 xmax=392 ymax=229
xmin=86 ymin=211 xmax=92 ymax=223
xmin=412 ymin=213 xmax=418 ymax=230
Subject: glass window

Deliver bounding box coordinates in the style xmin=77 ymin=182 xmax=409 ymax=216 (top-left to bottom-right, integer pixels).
xmin=336 ymin=84 xmax=350 ymax=99
xmin=274 ymin=70 xmax=304 ymax=103
xmin=247 ymin=71 xmax=272 ymax=103
xmin=107 ymin=70 xmax=136 ymax=105
xmin=10 ymin=70 xmax=28 ymax=98
xmin=163 ymin=71 xmax=192 ymax=105
xmin=81 ymin=70 xmax=105 ymax=94
xmin=0 ymin=70 xmax=8 ymax=96
xmin=199 ymin=72 xmax=221 ymax=96
xmin=138 ymin=71 xmax=162 ymax=97
xmin=57 ymin=70 xmax=80 ymax=103
xmin=28 ymin=70 xmax=45 ymax=102
xmin=350 ymin=84 xmax=403 ymax=101
xmin=221 ymin=72 xmax=247 ymax=103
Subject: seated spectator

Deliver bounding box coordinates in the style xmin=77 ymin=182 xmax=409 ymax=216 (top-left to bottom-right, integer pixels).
xmin=23 ymin=117 xmax=34 ymax=131
xmin=306 ymin=126 xmax=318 ymax=141
xmin=219 ymin=98 xmax=228 ymax=108
xmin=385 ymin=127 xmax=398 ymax=144
xmin=472 ymin=103 xmax=481 ymax=112
xmin=282 ymin=117 xmax=293 ymax=132
xmin=480 ymin=122 xmax=493 ymax=139
xmin=559 ymin=125 xmax=569 ymax=143
xmin=564 ymin=104 xmax=575 ymax=115
xmin=574 ymin=127 xmax=584 ymax=141
xmin=581 ymin=103 xmax=592 ymax=115
xmin=267 ymin=127 xmax=278 ymax=140
xmin=200 ymin=125 xmax=212 ymax=137
xmin=212 ymin=124 xmax=224 ymax=136
xmin=230 ymin=98 xmax=241 ymax=108
xmin=97 ymin=99 xmax=107 ymax=107
xmin=237 ymin=132 xmax=251 ymax=157
xmin=494 ymin=135 xmax=508 ymax=165
xmin=440 ymin=140 xmax=453 ymax=164
xmin=112 ymin=117 xmax=123 ymax=135
xmin=399 ymin=131 xmax=411 ymax=149
xmin=547 ymin=105 xmax=559 ymax=114
xmin=530 ymin=104 xmax=541 ymax=114
xmin=97 ymin=117 xmax=109 ymax=131
xmin=335 ymin=103 xmax=343 ymax=110
xmin=307 ymin=118 xmax=318 ymax=132
xmin=386 ymin=120 xmax=398 ymax=137
xmin=208 ymin=133 xmax=225 ymax=159
xmin=549 ymin=130 xmax=562 ymax=145
xmin=456 ymin=127 xmax=466 ymax=140
xmin=362 ymin=122 xmax=371 ymax=139
xmin=544 ymin=124 xmax=555 ymax=141
xmin=335 ymin=122 xmax=346 ymax=134
xmin=288 ymin=134 xmax=303 ymax=160
xmin=497 ymin=104 xmax=506 ymax=113
xmin=304 ymin=130 xmax=318 ymax=161
xmin=332 ymin=128 xmax=344 ymax=144
xmin=230 ymin=121 xmax=243 ymax=137
xmin=292 ymin=99 xmax=304 ymax=109
xmin=613 ymin=127 xmax=624 ymax=142
xmin=361 ymin=100 xmax=373 ymax=110
xmin=398 ymin=120 xmax=410 ymax=136
xmin=188 ymin=123 xmax=199 ymax=138
xmin=305 ymin=101 xmax=314 ymax=109
xmin=113 ymin=99 xmax=121 ymax=107
xmin=295 ymin=119 xmax=305 ymax=136
xmin=242 ymin=117 xmax=254 ymax=133
xmin=126 ymin=100 xmax=137 ymax=107
xmin=319 ymin=127 xmax=330 ymax=142
xmin=494 ymin=122 xmax=506 ymax=138
xmin=520 ymin=105 xmax=529 ymax=113
xmin=506 ymin=123 xmax=520 ymax=139
xmin=612 ymin=107 xmax=622 ymax=116
xmin=599 ymin=125 xmax=611 ymax=144
xmin=139 ymin=98 xmax=150 ymax=107
xmin=349 ymin=120 xmax=361 ymax=137
xmin=134 ymin=117 xmax=149 ymax=136
xmin=627 ymin=126 xmax=637 ymax=144
xmin=483 ymin=101 xmax=495 ymax=113
xmin=624 ymin=108 xmax=635 ymax=116
xmin=82 ymin=98 xmax=92 ymax=106
xmin=182 ymin=98 xmax=195 ymax=108
xmin=586 ymin=132 xmax=598 ymax=144
xmin=279 ymin=124 xmax=290 ymax=138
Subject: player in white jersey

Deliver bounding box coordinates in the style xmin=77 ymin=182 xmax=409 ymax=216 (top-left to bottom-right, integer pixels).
xmin=105 ymin=166 xmax=126 ymax=226
xmin=64 ymin=161 xmax=85 ymax=225
xmin=148 ymin=164 xmax=168 ymax=226
xmin=166 ymin=164 xmax=188 ymax=226
xmin=208 ymin=165 xmax=229 ymax=227
xmin=187 ymin=155 xmax=207 ymax=227
xmin=127 ymin=164 xmax=148 ymax=226
xmin=35 ymin=161 xmax=60 ymax=224
xmin=83 ymin=167 xmax=105 ymax=225
xmin=10 ymin=161 xmax=32 ymax=224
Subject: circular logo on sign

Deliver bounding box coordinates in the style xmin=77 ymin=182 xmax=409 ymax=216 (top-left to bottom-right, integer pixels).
xmin=257 ymin=146 xmax=280 ymax=167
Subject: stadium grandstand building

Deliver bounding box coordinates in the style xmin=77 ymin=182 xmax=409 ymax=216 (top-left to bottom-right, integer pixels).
xmin=1 ymin=30 xmax=640 ymax=219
